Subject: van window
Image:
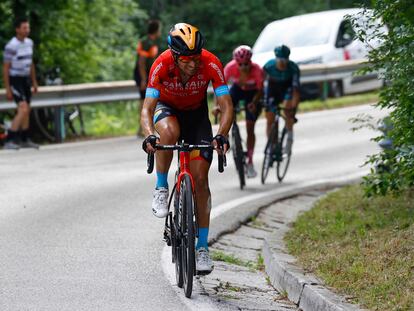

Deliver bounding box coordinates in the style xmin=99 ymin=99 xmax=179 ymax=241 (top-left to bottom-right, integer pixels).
xmin=335 ymin=20 xmax=355 ymax=48
xmin=253 ymin=15 xmax=335 ymax=53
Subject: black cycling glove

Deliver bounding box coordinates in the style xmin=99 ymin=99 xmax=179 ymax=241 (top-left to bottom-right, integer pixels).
xmin=212 ymin=134 xmax=230 ymax=150
xmin=142 ymin=135 xmax=158 ymax=153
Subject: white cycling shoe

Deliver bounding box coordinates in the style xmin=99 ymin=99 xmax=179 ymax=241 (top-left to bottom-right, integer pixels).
xmin=196 ymin=247 xmax=214 ymax=274
xmin=3 ymin=141 xmax=20 ymax=150
xmin=21 ymin=139 xmax=39 ymax=149
xmin=284 ymin=139 xmax=293 ymax=155
xmin=246 ymin=163 xmax=257 ymax=178
xmin=152 ymin=187 xmax=169 ymax=218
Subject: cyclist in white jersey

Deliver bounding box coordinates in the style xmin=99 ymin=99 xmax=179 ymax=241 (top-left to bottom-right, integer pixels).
xmin=3 ymin=18 xmax=39 ymax=150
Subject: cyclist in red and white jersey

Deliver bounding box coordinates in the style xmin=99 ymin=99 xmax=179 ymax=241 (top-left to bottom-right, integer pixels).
xmin=141 ymin=23 xmax=233 ymax=274
xmin=219 ymin=45 xmax=264 ymax=177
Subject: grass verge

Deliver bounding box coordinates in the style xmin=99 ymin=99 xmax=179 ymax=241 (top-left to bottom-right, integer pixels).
xmin=67 ymin=101 xmax=138 ymax=140
xmin=285 ymin=184 xmax=414 ymax=311
xmin=211 ymin=250 xmax=265 ymax=271
xmin=298 ymin=91 xmax=378 ymax=113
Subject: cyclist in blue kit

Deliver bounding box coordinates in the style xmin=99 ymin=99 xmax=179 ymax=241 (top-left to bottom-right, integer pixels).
xmin=263 ymin=45 xmax=300 ymax=154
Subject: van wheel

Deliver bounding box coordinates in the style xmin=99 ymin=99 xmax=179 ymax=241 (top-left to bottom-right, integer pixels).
xmin=329 ymin=80 xmax=343 ymax=98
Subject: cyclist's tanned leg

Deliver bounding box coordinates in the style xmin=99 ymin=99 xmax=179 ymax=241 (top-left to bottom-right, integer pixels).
xmin=22 ymin=102 xmax=31 ymax=130
xmin=246 ymin=120 xmax=255 ymax=162
xmin=154 ymin=116 xmax=180 ymax=179
xmin=11 ymin=101 xmax=29 ymax=131
xmin=283 ymin=99 xmax=295 ymax=131
xmin=189 ymin=160 xmax=211 ymax=228
xmin=265 ymin=111 xmax=275 ymax=138
xmin=283 ymin=98 xmax=297 ymax=154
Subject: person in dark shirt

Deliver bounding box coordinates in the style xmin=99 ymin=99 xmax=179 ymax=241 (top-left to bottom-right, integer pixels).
xmin=134 ymin=20 xmax=161 ymax=137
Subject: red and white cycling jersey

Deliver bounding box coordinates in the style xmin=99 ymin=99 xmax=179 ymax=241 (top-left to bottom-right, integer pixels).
xmin=224 ymin=60 xmax=264 ymax=91
xmin=146 ymin=49 xmax=229 ymax=110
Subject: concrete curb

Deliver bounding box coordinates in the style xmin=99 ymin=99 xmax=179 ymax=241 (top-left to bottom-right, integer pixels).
xmin=208 ymin=173 xmax=367 ymax=311
xmin=209 ymin=172 xmax=366 ymax=244
xmin=262 ymin=182 xmax=365 ymax=311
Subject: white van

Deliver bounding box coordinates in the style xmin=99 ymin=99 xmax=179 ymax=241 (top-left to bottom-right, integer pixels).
xmin=252 ymin=9 xmax=384 ymax=97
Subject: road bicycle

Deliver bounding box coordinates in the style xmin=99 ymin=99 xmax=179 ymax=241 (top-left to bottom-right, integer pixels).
xmin=261 ymin=104 xmax=292 ymax=184
xmin=147 ymin=141 xmax=225 ymax=298
xmin=34 ymin=66 xmax=85 ymax=142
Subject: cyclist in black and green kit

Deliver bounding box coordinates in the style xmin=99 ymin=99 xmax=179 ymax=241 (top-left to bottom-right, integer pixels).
xmin=263 ymin=45 xmax=300 ymax=154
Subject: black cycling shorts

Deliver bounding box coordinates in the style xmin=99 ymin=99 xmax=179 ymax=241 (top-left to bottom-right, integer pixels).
xmin=153 ymin=100 xmax=213 ymax=163
xmin=266 ymin=80 xmax=293 ymax=113
xmin=229 ymin=84 xmax=262 ymax=122
xmin=10 ymin=76 xmax=32 ymax=104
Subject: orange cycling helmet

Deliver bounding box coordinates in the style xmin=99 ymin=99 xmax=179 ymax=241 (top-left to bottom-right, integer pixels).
xmin=167 ymin=23 xmax=204 ymax=56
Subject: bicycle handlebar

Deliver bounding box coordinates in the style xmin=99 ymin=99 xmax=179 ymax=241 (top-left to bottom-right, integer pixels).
xmin=146 ymin=143 xmax=227 ymax=174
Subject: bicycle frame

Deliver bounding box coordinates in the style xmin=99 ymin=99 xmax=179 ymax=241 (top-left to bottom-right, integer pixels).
xmin=176 ymin=148 xmax=195 ymax=194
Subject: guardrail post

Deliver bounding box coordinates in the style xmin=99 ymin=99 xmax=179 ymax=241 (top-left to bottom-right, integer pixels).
xmin=320 ymin=81 xmax=329 ymax=103
xmin=54 ymin=107 xmax=65 ymax=142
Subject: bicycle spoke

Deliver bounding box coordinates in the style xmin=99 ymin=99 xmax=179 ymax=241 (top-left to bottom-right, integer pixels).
xmin=174 ymin=188 xmax=183 ymax=288
xmin=180 ymin=176 xmax=195 ymax=298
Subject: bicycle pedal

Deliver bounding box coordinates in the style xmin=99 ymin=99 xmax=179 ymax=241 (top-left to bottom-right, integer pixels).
xmin=163 ymin=236 xmax=171 ymax=246
xmin=163 ymin=231 xmax=171 ymax=246
xmin=196 ymin=270 xmax=212 ymax=276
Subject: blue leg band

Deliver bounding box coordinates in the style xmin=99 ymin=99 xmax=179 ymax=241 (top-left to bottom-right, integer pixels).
xmin=156 ymin=172 xmax=168 ymax=189
xmin=196 ymin=227 xmax=209 ymax=250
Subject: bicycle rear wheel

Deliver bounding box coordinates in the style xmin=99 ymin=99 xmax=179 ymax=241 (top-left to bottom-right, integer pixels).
xmin=261 ymin=123 xmax=277 ymax=184
xmin=231 ymin=124 xmax=246 ymax=189
xmin=276 ymin=127 xmax=291 ymax=182
xmin=180 ymin=175 xmax=196 ymax=298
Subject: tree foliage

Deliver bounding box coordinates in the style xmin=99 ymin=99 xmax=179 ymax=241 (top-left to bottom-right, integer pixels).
xmin=37 ymin=0 xmax=146 ymax=83
xmin=136 ymin=0 xmax=365 ymax=63
xmin=0 ymin=0 xmax=370 ymax=85
xmin=352 ymin=0 xmax=414 ymax=195
xmin=0 ymin=0 xmax=147 ymax=85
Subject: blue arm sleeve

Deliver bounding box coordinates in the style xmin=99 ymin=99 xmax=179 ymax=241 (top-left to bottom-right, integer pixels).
xmin=145 ymin=87 xmax=160 ymax=99
xmin=214 ymin=85 xmax=230 ymax=97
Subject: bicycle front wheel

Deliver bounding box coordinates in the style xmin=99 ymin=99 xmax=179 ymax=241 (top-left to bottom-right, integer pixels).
xmin=276 ymin=127 xmax=291 ymax=182
xmin=231 ymin=124 xmax=246 ymax=189
xmin=179 ymin=174 xmax=196 ymax=298
xmin=261 ymin=123 xmax=277 ymax=184
xmin=173 ymin=186 xmax=183 ymax=288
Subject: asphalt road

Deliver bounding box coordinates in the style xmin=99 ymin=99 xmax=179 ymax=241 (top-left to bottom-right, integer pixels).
xmin=0 ymin=104 xmax=386 ymax=311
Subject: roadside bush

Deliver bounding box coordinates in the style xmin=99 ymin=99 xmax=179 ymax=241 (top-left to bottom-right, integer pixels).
xmin=351 ymin=0 xmax=414 ymax=196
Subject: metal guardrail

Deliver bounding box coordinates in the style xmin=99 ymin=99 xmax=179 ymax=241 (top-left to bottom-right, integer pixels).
xmin=299 ymin=59 xmax=367 ymax=83
xmin=0 ymin=59 xmax=367 ymax=111
xmin=0 ymin=59 xmax=369 ymax=142
xmin=0 ymin=80 xmax=139 ymax=111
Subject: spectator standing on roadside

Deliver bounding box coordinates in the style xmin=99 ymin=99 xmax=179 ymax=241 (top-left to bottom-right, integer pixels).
xmin=134 ymin=19 xmax=161 ymax=137
xmin=3 ymin=17 xmax=39 ymax=150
